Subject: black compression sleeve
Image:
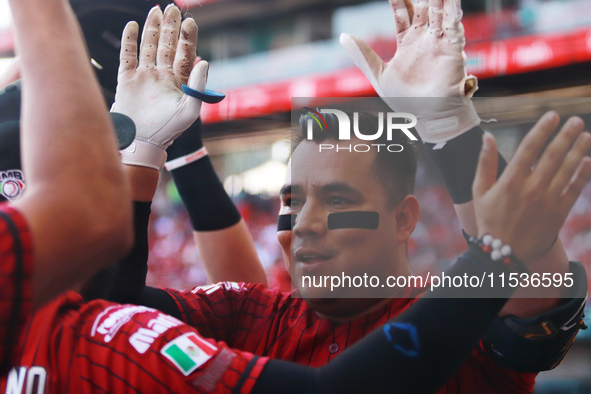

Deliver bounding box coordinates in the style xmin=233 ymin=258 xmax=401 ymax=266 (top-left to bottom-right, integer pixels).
xmin=80 ymin=201 xmax=151 ymax=302
xmin=142 ymin=286 xmax=183 ymax=320
xmin=82 ymin=201 xmax=152 ymax=304
xmin=426 ymin=126 xmax=508 ymax=205
xmin=171 ymin=158 xmax=241 ymax=231
xmin=106 ymin=201 xmax=152 ymax=304
xmin=252 ymin=247 xmax=514 ymax=394
xmin=79 ymin=265 xmax=116 ymax=301
xmin=167 ymin=118 xmax=241 ymax=231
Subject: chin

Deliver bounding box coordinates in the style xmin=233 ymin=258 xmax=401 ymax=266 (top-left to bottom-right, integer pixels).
xmin=303 ymin=297 xmax=349 ymax=317
xmin=297 ymin=285 xmax=337 ymax=301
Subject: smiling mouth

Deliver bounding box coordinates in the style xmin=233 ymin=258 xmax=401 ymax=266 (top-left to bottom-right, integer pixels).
xmin=297 ymin=255 xmax=330 ymax=264
xmin=293 ymin=249 xmax=332 ymax=264
xmin=292 ymin=251 xmax=333 ymax=273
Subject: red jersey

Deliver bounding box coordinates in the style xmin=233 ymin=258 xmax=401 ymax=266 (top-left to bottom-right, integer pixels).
xmin=1 ymin=291 xmax=268 ymax=393
xmin=166 ymin=282 xmax=537 ymax=393
xmin=0 ymin=204 xmax=33 ymax=374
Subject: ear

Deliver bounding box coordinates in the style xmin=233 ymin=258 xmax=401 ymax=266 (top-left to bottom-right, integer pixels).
xmin=394 ymin=195 xmax=419 ymax=244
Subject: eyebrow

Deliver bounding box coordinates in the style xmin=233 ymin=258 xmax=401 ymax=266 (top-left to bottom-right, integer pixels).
xmin=280 ymin=185 xmax=303 ymax=196
xmin=318 ymin=182 xmax=363 ymax=198
xmin=280 ymin=182 xmax=363 ymax=200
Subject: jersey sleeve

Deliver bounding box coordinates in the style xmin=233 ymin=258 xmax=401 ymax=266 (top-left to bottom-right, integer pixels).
xmin=0 ymin=203 xmax=34 ymax=374
xmin=71 ymin=302 xmax=269 ymax=394
xmin=163 ymin=282 xmax=284 ymax=347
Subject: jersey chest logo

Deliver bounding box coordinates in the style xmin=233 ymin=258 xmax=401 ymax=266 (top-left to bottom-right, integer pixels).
xmin=91 ymin=305 xmax=154 ymax=342
xmin=129 ymin=313 xmax=183 ymax=354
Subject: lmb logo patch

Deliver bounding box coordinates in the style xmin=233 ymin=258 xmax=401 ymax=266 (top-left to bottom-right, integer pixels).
xmin=0 ymin=170 xmax=25 ymax=201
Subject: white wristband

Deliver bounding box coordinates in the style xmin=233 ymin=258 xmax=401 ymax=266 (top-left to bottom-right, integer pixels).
xmin=165 ymin=147 xmax=209 ymax=171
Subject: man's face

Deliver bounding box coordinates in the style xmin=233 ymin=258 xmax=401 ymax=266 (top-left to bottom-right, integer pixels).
xmin=277 ymin=140 xmax=414 ymax=315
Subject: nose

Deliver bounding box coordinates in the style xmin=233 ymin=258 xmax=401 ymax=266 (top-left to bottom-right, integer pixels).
xmin=292 ymin=199 xmax=327 ymax=238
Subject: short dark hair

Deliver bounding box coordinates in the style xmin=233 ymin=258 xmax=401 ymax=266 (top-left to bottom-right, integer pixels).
xmin=293 ymin=110 xmax=418 ymax=208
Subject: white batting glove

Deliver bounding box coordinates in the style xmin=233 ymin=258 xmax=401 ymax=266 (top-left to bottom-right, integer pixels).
xmin=112 ymin=5 xmax=209 ymax=170
xmin=340 ymin=0 xmax=479 ymax=144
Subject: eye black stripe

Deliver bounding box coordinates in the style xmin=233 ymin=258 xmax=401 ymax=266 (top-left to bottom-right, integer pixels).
xmin=277 ymin=214 xmax=296 ymax=231
xmin=328 ymin=211 xmax=379 ymax=230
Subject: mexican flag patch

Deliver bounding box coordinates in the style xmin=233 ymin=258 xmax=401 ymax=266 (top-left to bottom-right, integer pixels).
xmin=161 ymin=333 xmax=218 ymax=376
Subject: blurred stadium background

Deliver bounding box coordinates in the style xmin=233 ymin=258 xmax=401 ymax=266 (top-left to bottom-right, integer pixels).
xmin=1 ymin=0 xmax=590 ymax=392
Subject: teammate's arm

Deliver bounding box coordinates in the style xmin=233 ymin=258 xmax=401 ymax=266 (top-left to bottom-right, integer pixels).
xmin=166 ymin=118 xmax=267 ymax=285
xmin=82 ymin=5 xmax=249 ymax=304
xmin=7 ymin=0 xmax=133 ymax=307
xmin=103 ymin=4 xmax=266 ymax=293
xmin=341 ymin=0 xmax=576 ymax=318
xmin=428 ymin=127 xmax=576 ymax=317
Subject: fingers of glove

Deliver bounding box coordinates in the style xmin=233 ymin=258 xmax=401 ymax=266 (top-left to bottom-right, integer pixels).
xmin=181 ymin=60 xmax=209 ymax=112
xmin=509 ymin=111 xmax=560 ymax=178
xmin=428 ymin=0 xmax=444 ymax=35
xmin=389 ymin=0 xmax=412 ymax=35
xmin=560 ymin=156 xmax=591 ymax=215
xmin=533 ymin=116 xmax=585 ymax=189
xmin=442 ymin=0 xmax=462 ymax=29
xmin=173 ymin=18 xmax=198 ymax=79
xmin=340 ymin=33 xmax=384 ymax=90
xmin=139 ymin=6 xmax=163 ymax=68
xmin=413 ymin=0 xmax=429 ymax=27
xmin=188 ymin=60 xmax=208 ymax=93
xmin=548 ymin=130 xmax=591 ymax=199
xmin=472 ymin=132 xmax=498 ymax=200
xmin=119 ymin=22 xmax=139 ymax=74
xmin=162 ymin=61 xmax=208 ymax=146
xmin=443 ymin=0 xmax=466 ymax=43
xmin=157 ymin=4 xmax=182 ymax=68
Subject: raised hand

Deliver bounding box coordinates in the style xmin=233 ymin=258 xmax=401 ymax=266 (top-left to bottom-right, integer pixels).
xmin=112 ymin=4 xmax=209 ymax=170
xmin=341 ymin=0 xmax=476 ymax=98
xmin=473 ymin=113 xmax=591 ymax=264
xmin=340 ymin=0 xmax=479 ymax=143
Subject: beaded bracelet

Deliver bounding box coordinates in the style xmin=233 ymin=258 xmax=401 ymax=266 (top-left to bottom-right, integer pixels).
xmin=466 ymin=234 xmax=530 ymax=275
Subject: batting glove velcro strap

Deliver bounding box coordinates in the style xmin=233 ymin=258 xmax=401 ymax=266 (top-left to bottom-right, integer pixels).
xmin=415 ymin=102 xmax=481 ymax=145
xmin=121 ymin=140 xmax=167 ymax=170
